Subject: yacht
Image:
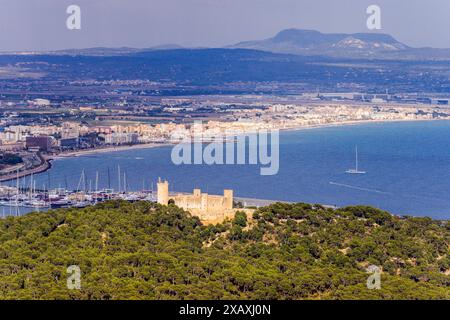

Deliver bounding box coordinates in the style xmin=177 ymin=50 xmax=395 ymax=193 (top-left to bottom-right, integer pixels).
xmin=346 ymin=146 xmax=366 ymax=174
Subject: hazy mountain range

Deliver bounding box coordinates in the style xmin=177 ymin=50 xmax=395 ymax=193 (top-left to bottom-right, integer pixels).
xmin=231 ymin=29 xmax=450 ymax=60
xmin=6 ymin=28 xmax=449 ymax=61
xmin=49 ymin=44 xmax=184 ymax=56
xmin=1 ymin=28 xmax=449 ymax=93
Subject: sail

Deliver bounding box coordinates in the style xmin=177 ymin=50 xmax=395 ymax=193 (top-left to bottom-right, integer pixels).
xmin=346 ymin=146 xmax=366 ymax=174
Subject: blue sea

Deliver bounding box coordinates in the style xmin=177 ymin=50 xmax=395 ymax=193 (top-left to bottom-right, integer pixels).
xmin=4 ymin=120 xmax=450 ymax=219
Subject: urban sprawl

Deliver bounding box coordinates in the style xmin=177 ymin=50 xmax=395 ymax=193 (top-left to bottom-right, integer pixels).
xmin=0 ymin=93 xmax=449 ymax=214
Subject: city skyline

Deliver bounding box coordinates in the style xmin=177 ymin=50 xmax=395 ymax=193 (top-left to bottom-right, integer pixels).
xmin=0 ymin=0 xmax=449 ymax=51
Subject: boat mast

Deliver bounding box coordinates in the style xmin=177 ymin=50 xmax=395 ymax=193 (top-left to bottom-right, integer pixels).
xmin=34 ymin=180 xmax=38 ymax=212
xmin=29 ymin=174 xmax=33 ymax=200
xmin=15 ymin=169 xmax=19 ymax=216
xmin=107 ymin=167 xmax=111 ymax=189
xmin=118 ymin=165 xmax=121 ymax=193
xmin=77 ymin=169 xmax=85 ymax=192
xmin=94 ymin=171 xmax=99 ymax=205
xmin=123 ymin=171 xmax=127 ymax=193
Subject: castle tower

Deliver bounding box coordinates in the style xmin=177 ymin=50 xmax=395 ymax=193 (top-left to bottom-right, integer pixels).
xmin=223 ymin=189 xmax=233 ymax=209
xmin=157 ymin=178 xmax=169 ymax=205
xmin=201 ymin=193 xmax=208 ymax=210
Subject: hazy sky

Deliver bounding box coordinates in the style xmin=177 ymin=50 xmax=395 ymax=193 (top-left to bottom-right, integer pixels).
xmin=0 ymin=0 xmax=449 ymax=51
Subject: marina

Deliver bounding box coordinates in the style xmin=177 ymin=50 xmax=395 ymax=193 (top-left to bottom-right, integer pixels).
xmin=0 ymin=180 xmax=158 ymax=217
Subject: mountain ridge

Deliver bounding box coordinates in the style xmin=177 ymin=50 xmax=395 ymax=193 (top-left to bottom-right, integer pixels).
xmin=2 ymin=29 xmax=449 ymax=60
xmin=231 ymin=28 xmax=450 ymax=60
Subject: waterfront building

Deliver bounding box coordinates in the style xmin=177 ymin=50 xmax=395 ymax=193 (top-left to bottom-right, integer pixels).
xmin=26 ymin=136 xmax=52 ymax=152
xmin=103 ymin=132 xmax=139 ymax=145
xmin=31 ymin=98 xmax=51 ymax=107
xmin=59 ymin=137 xmax=79 ymax=149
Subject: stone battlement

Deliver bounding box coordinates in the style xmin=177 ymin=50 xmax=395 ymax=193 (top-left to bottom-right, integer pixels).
xmin=157 ymin=179 xmax=236 ymax=223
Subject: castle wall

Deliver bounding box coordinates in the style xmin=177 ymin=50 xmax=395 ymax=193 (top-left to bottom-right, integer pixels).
xmin=157 ymin=180 xmax=236 ymax=223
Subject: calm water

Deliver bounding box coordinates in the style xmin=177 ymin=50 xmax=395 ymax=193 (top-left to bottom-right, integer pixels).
xmin=4 ymin=121 xmax=450 ymax=219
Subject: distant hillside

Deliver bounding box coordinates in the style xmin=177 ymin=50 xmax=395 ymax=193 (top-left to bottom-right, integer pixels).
xmin=232 ymin=29 xmax=450 ymax=60
xmin=1 ymin=48 xmax=450 ymax=93
xmin=2 ymin=28 xmax=450 ymax=60
xmin=2 ymin=44 xmax=185 ymax=57
xmin=0 ymin=201 xmax=447 ymax=299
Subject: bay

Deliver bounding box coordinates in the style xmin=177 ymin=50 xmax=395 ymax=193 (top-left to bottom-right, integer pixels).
xmin=4 ymin=120 xmax=450 ymax=219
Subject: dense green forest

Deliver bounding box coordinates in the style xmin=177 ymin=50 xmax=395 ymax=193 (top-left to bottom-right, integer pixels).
xmin=0 ymin=201 xmax=448 ymax=300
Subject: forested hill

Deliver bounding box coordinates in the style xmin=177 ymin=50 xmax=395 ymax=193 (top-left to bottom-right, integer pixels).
xmin=0 ymin=201 xmax=448 ymax=300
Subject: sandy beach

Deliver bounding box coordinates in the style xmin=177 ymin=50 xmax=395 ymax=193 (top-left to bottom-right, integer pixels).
xmin=280 ymin=118 xmax=443 ymax=133
xmin=51 ymin=142 xmax=173 ymax=159
xmin=53 ymin=118 xmax=446 ymax=159
xmin=0 ymin=118 xmax=444 ymax=183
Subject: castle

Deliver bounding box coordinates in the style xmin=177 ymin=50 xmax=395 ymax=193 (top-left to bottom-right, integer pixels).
xmin=157 ymin=179 xmax=236 ymax=224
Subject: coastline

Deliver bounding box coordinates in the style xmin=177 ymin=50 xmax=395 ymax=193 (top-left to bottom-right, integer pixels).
xmin=0 ymin=118 xmax=446 ymax=183
xmin=0 ymin=155 xmax=52 ymax=182
xmin=31 ymin=119 xmax=450 ymax=160
xmin=279 ymin=118 xmax=445 ymax=133
xmin=1 ymin=118 xmax=450 ymax=219
xmin=51 ymin=142 xmax=173 ymax=159
xmin=0 ymin=143 xmax=171 ymax=182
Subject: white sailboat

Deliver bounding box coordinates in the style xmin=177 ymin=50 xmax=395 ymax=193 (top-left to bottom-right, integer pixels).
xmin=346 ymin=146 xmax=366 ymax=174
